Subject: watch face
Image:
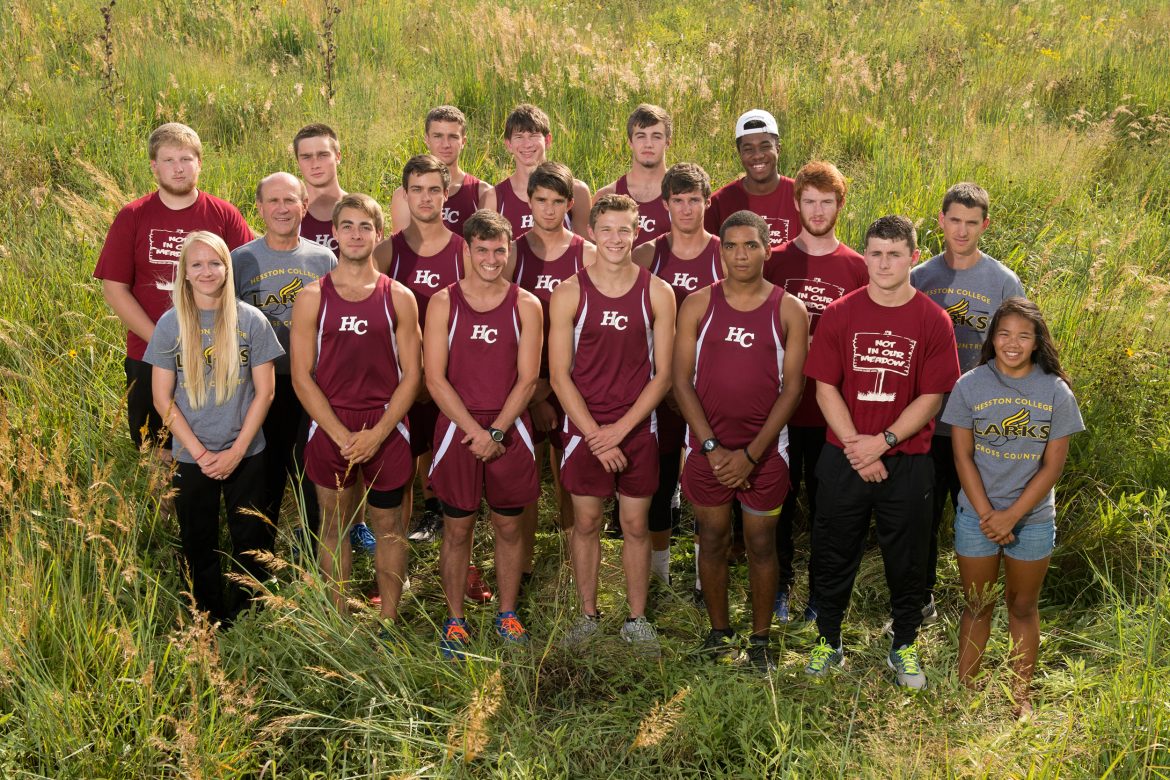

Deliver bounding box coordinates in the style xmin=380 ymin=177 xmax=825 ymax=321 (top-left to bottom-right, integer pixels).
xmin=884 ymin=432 xmax=897 ymax=447
xmin=490 ymin=428 xmax=504 ymax=442
xmin=702 ymin=438 xmax=718 ymax=453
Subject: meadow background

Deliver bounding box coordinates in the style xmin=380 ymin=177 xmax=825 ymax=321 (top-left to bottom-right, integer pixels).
xmin=1 ymin=0 xmax=1169 ymax=776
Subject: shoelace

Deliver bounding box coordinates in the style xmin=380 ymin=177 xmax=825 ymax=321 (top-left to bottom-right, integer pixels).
xmin=498 ymin=615 xmax=525 ymax=638
xmin=895 ymin=645 xmax=920 ymax=674
xmin=809 ymin=640 xmax=837 ymax=670
xmin=446 ymin=622 xmax=470 ymax=642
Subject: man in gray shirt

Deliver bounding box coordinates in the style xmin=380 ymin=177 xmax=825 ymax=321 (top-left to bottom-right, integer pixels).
xmin=233 ymin=172 xmax=337 ymax=557
xmin=909 ymin=182 xmax=1025 ymax=622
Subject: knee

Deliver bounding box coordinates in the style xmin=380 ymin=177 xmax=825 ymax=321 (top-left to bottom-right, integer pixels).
xmin=698 ymin=523 xmax=730 ymax=552
xmin=573 ymin=510 xmax=603 ymax=536
xmin=443 ymin=519 xmax=475 ymax=547
xmin=1005 ymin=592 xmax=1038 ymax=622
xmin=492 ymin=517 xmax=522 ymax=544
xmin=743 ymin=526 xmax=777 ymax=563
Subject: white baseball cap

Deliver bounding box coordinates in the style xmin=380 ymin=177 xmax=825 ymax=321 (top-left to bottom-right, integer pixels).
xmin=735 ymin=109 xmax=779 ymax=139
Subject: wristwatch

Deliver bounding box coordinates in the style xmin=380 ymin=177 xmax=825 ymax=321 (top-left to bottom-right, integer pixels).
xmin=488 ymin=427 xmax=505 ymax=443
xmin=882 ymin=430 xmax=898 ymax=448
xmin=701 ymin=437 xmax=720 ymax=454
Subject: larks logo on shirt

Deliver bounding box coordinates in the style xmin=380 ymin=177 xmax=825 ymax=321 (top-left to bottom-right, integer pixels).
xmin=250 ymin=277 xmax=305 ymax=313
xmin=149 ymin=228 xmax=191 ymax=290
xmin=338 ymin=316 xmax=368 ymax=335
xmin=413 ymin=270 xmax=441 ymax=289
xmin=534 ymin=275 xmax=561 ymax=292
xmin=176 ymin=344 xmax=249 ymax=368
xmin=852 ymin=331 xmax=917 ymax=402
xmin=976 ymin=407 xmax=1051 ymax=445
xmin=600 ymin=311 xmax=629 ymax=330
xmin=786 ymin=278 xmax=845 ymax=318
xmin=944 ymin=298 xmax=991 ymax=331
xmin=724 ymin=327 xmax=755 ymax=348
xmin=443 ymin=207 xmax=461 ymax=225
xmin=671 ymin=273 xmax=699 ymax=291
xmin=470 ymin=325 xmax=498 ymax=344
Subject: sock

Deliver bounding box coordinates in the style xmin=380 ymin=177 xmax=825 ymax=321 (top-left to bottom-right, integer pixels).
xmin=693 ymin=543 xmax=702 ymax=591
xmin=651 ymin=550 xmax=671 ymax=583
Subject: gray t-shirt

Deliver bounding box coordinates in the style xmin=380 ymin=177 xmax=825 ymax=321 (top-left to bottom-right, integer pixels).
xmin=144 ymin=302 xmax=285 ymax=463
xmin=942 ymin=362 xmax=1084 ymax=526
xmin=232 ymin=236 xmax=335 ymax=374
xmin=912 ymin=251 xmax=1025 ymax=435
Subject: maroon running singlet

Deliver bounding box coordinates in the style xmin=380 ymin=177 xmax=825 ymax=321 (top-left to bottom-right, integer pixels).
xmin=428 ymin=283 xmax=539 ymax=511
xmin=682 ymin=283 xmax=790 ymax=512
xmin=300 ymin=212 xmax=339 ymax=257
xmin=616 ymin=175 xmax=671 ymax=242
xmin=441 ymin=173 xmax=483 ymax=238
xmin=494 ymin=178 xmax=573 ymax=239
xmin=304 ymin=273 xmax=411 ymax=490
xmin=560 ymin=266 xmax=659 ymax=498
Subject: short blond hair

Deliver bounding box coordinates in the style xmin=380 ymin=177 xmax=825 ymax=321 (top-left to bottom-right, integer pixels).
xmin=149 ymin=123 xmax=202 ymax=160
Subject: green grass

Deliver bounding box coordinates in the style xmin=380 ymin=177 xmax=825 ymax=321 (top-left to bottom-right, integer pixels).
xmin=2 ymin=0 xmax=1170 ymax=776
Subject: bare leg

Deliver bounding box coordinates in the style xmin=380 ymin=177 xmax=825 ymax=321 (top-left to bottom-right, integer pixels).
xmin=316 ymin=482 xmax=362 ymax=613
xmin=492 ymin=512 xmax=524 ymax=613
xmin=956 ymin=553 xmax=1002 ymax=686
xmin=569 ymin=495 xmax=604 ymax=614
xmin=440 ymin=514 xmax=474 ymax=619
xmin=368 ymin=500 xmax=409 ymax=620
xmin=1003 ymin=555 xmax=1051 ymax=716
xmin=695 ymin=504 xmax=732 ymax=629
xmin=618 ymin=494 xmax=653 ymax=618
xmin=742 ymin=511 xmax=778 ymax=637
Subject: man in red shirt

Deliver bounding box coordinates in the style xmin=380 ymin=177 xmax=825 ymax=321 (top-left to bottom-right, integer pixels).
xmin=294 ymin=124 xmax=346 ymax=256
xmin=594 ymin=104 xmax=673 ymax=242
xmin=95 ymin=122 xmax=253 ymax=458
xmin=802 ymin=216 xmax=959 ymax=689
xmin=704 ymin=109 xmax=800 ymax=249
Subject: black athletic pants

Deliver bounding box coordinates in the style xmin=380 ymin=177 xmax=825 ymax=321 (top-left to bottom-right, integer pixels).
xmin=776 ymin=425 xmax=825 ymax=592
xmin=125 ymin=356 xmax=170 ymax=449
xmin=925 ymin=434 xmax=960 ymax=599
xmin=173 ymin=453 xmax=270 ymax=622
xmin=649 ymin=450 xmax=682 ymax=534
xmin=262 ymin=374 xmax=321 ymax=554
xmin=812 ymin=445 xmax=933 ymax=649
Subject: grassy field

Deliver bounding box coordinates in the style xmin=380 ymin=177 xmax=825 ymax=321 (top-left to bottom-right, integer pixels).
xmin=2 ymin=0 xmax=1170 ymax=776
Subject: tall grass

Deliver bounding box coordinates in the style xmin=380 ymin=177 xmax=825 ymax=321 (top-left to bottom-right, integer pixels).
xmin=1 ymin=0 xmax=1169 ymax=775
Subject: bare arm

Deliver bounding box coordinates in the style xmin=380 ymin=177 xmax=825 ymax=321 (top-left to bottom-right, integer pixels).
xmin=423 ymin=290 xmax=482 ymax=437
xmin=745 ymin=293 xmax=808 ymax=462
xmin=491 ymin=292 xmax=542 ymax=431
xmin=389 ymin=186 xmax=409 ymax=235
xmin=632 ymin=241 xmax=655 ymax=270
xmin=592 ymin=181 xmax=617 ymax=203
xmin=289 ymin=282 xmax=351 ymax=447
xmin=151 ymin=366 xmax=206 ymax=462
xmin=951 ymin=426 xmax=992 ymax=516
xmin=504 ymin=240 xmax=519 ymax=282
xmin=842 ymin=393 xmax=944 ymax=469
xmin=372 ymin=238 xmax=394 ymax=276
xmin=548 ymin=278 xmax=599 ymax=435
xmin=570 ymin=180 xmax=592 ymax=238
xmin=103 ymin=280 xmax=157 ymax=345
xmin=671 ymin=289 xmax=713 ymax=440
xmin=481 ymin=187 xmax=497 ymax=214
xmin=206 ymin=359 xmax=276 ymax=478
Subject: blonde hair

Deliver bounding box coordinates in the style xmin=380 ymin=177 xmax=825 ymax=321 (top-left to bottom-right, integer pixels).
xmin=149 ymin=122 xmax=202 ymax=160
xmin=172 ymin=231 xmax=241 ymax=409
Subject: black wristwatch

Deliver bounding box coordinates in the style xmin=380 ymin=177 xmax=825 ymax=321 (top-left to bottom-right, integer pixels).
xmin=882 ymin=430 xmax=898 ymax=448
xmin=488 ymin=427 xmax=505 ymax=443
xmin=701 ymin=437 xmax=720 ymax=454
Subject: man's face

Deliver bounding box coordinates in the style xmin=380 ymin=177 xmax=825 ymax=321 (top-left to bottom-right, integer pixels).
xmin=864 ymin=236 xmax=920 ymax=292
xmin=150 ymin=144 xmax=201 ymax=197
xmin=529 ymin=186 xmax=572 ymax=232
xmin=629 ymin=122 xmax=670 ymax=170
xmin=503 ymin=130 xmax=550 ymax=168
xmin=797 ymin=185 xmax=841 ymax=238
xmin=424 ymin=120 xmax=466 ymax=168
xmin=466 ymin=234 xmax=510 ymax=283
xmin=589 ymin=209 xmax=639 ymax=264
xmin=938 ymin=203 xmax=989 ymax=258
xmin=720 ymin=225 xmax=769 ymax=283
xmin=665 ymin=189 xmax=708 ymax=234
xmin=736 ymin=133 xmax=779 ymax=184
xmin=257 ymin=177 xmax=307 ymax=239
xmin=405 ymin=171 xmax=448 ymax=224
xmin=332 ymin=207 xmax=381 ymax=262
xmin=295 ymin=136 xmax=340 ymax=188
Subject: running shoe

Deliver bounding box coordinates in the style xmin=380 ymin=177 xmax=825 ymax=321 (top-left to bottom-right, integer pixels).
xmin=747 ymin=635 xmax=776 ymax=674
xmin=620 ymin=616 xmax=660 ymax=656
xmin=465 ymin=564 xmax=493 ymax=603
xmin=561 ymin=613 xmax=601 ymax=648
xmin=440 ymin=617 xmax=471 ymax=661
xmin=888 ymin=643 xmax=927 ymax=690
xmin=350 ymin=522 xmax=376 ymax=554
xmin=773 ymin=588 xmax=792 ymax=625
xmin=804 ymin=637 xmax=845 ymax=678
xmin=408 ymin=510 xmax=442 ymax=543
xmin=494 ymin=611 xmax=529 ymax=644
xmin=697 ymin=629 xmax=741 ymax=664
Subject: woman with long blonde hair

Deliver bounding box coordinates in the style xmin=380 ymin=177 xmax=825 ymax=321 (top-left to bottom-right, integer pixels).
xmin=144 ymin=231 xmax=284 ymax=623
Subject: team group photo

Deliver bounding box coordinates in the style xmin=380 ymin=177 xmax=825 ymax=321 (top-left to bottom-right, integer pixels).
xmin=3 ymin=0 xmax=1168 ymax=776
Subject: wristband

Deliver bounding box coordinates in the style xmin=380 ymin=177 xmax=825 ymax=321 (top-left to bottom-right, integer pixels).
xmin=743 ymin=447 xmax=759 ymax=466
xmin=194 ymin=449 xmax=208 ymax=461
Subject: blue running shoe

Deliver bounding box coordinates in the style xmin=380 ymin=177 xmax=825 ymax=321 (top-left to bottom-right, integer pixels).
xmin=440 ymin=617 xmax=471 ymax=661
xmin=494 ymin=611 xmax=529 ymax=644
xmin=774 ymin=588 xmax=792 ymax=625
xmin=350 ymin=522 xmax=376 ymax=555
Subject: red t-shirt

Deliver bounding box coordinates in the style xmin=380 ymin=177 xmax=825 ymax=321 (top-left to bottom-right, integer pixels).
xmin=804 ymin=287 xmax=959 ymax=455
xmin=94 ymin=190 xmax=253 ymax=360
xmin=704 ymin=177 xmax=799 ymax=248
xmin=766 ymin=241 xmax=869 ymax=426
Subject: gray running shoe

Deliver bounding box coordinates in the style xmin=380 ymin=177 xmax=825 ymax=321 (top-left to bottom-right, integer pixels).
xmin=804 ymin=637 xmax=845 ymax=678
xmin=888 ymin=643 xmax=927 ymax=690
xmin=561 ymin=613 xmax=601 ymax=648
xmin=620 ymin=616 xmax=660 ymax=656
xmin=884 ymin=595 xmax=939 ymax=637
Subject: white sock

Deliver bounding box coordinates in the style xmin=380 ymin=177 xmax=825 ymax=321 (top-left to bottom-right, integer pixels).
xmin=651 ymin=550 xmax=671 ymax=583
xmin=693 ymin=543 xmax=702 ymax=590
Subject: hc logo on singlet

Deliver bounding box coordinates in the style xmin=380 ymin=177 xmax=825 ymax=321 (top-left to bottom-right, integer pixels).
xmin=534 ymin=275 xmax=560 ymax=291
xmin=442 ymin=207 xmax=459 ymax=225
xmin=413 ymin=270 xmax=441 ymax=289
xmin=725 ymin=327 xmax=755 ymax=348
xmin=339 ymin=316 xmax=369 ymax=335
xmin=521 ymin=215 xmax=534 ymax=229
xmin=600 ymin=311 xmax=629 ymax=330
xmin=639 ymin=216 xmax=656 ymax=233
xmin=470 ymin=325 xmax=498 ymax=344
xmin=672 ymin=273 xmax=698 ymax=291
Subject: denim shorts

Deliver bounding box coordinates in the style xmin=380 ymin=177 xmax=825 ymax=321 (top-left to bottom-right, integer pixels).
xmin=953 ymin=506 xmax=1055 ymax=561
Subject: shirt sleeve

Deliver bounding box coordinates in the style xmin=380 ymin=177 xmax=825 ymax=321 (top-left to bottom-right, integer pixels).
xmin=1048 ymin=379 xmax=1085 ymax=439
xmin=940 ymin=372 xmax=974 ymax=429
xmin=142 ymin=312 xmax=178 ymax=370
xmin=703 ymin=191 xmax=722 ymax=235
xmin=1005 ymin=270 xmax=1025 ymax=300
xmin=917 ymin=306 xmax=961 ymax=394
xmin=93 ymin=207 xmax=136 ymax=283
xmin=223 ymin=205 xmax=255 ymax=249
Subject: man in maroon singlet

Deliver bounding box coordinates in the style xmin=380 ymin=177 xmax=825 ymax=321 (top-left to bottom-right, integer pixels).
xmin=594 ymin=104 xmax=672 ymax=242
xmin=424 ymin=209 xmax=544 ymax=658
xmin=548 ymin=195 xmax=676 ymax=653
xmin=390 ymin=105 xmax=491 ymax=237
xmin=507 ymin=162 xmax=598 ymax=579
xmin=373 ymin=155 xmax=467 ymax=547
xmin=764 ymin=160 xmax=868 ymax=624
xmin=294 ymin=124 xmax=345 ymax=257
xmin=481 ymin=103 xmax=591 ymax=239
xmin=631 ymin=162 xmax=722 ymax=587
xmin=674 ymin=210 xmax=808 ymax=672
xmin=290 ymin=194 xmax=422 ymax=622
xmin=704 ymin=109 xmax=800 ymax=249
